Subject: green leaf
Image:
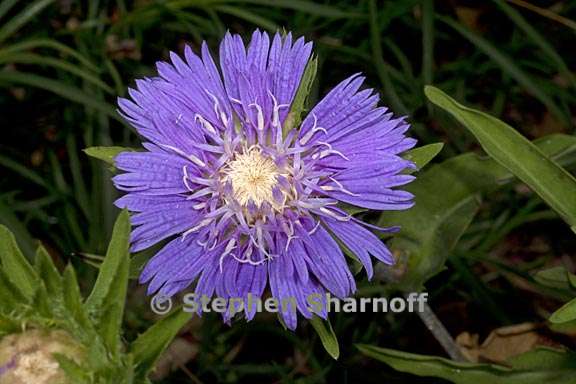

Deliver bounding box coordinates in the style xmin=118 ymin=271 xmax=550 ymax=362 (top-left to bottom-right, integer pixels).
xmin=0 ymin=268 xmax=27 ymax=312
xmin=0 ymin=0 xmax=55 ymax=45
xmin=0 ymin=225 xmax=39 ymax=299
xmin=131 ymin=310 xmax=192 ymax=379
xmin=99 ymin=252 xmax=130 ymax=359
xmin=403 ymin=142 xmax=444 ymax=171
xmin=85 ymin=210 xmax=131 ymax=358
xmin=53 ymin=354 xmax=91 ymax=384
xmin=84 ymin=146 xmax=136 ymax=166
xmin=0 ymin=0 xmax=19 ymax=21
xmin=534 ymin=267 xmax=576 ymax=293
xmin=169 ymin=0 xmax=361 ymax=18
xmin=380 ymin=134 xmax=576 ymax=291
xmin=0 ymin=38 xmax=99 ymax=71
xmin=508 ymin=347 xmax=576 ymax=370
xmin=62 ymin=265 xmax=91 ymax=330
xmin=283 ymin=55 xmax=318 ymax=136
xmin=35 ymin=245 xmax=62 ymax=298
xmin=550 ymin=298 xmax=576 ymax=324
xmin=85 ymin=210 xmax=130 ymax=313
xmin=356 ymin=344 xmax=576 ymax=383
xmin=310 ymin=316 xmax=340 ymax=360
xmin=493 ymin=0 xmax=576 ymax=90
xmin=0 ymin=53 xmax=113 ymax=93
xmin=438 ymin=16 xmax=569 ymax=124
xmin=0 ymin=199 xmax=36 ymax=259
xmin=214 ymin=5 xmax=278 ymax=31
xmin=425 ymin=86 xmax=576 ymax=228
xmin=0 ymin=71 xmax=121 ymax=122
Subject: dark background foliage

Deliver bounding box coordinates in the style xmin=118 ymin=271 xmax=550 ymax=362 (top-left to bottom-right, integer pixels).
xmin=0 ymin=0 xmax=575 ymax=383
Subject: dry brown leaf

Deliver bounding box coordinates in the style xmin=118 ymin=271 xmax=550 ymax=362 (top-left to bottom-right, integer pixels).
xmin=457 ymin=322 xmax=552 ymax=364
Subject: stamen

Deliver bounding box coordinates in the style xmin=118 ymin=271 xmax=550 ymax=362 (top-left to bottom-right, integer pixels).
xmin=249 ymin=102 xmax=265 ymax=131
xmin=182 ymin=166 xmax=195 ymax=192
xmin=195 ymin=114 xmax=217 ymax=135
xmin=299 ymin=114 xmax=327 ymax=145
xmin=182 ymin=218 xmax=213 ymax=239
xmin=159 ymin=144 xmax=206 ymax=167
xmin=219 ymin=238 xmax=237 ymax=272
xmin=205 ymin=89 xmax=230 ymax=128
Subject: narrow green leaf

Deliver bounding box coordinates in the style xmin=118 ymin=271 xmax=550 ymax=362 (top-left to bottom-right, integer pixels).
xmin=0 ymin=38 xmax=99 ymax=71
xmin=550 ymin=298 xmax=576 ymax=324
xmin=0 ymin=0 xmax=19 ymax=21
xmin=0 ymin=268 xmax=27 ymax=312
xmin=493 ymin=0 xmax=576 ymax=90
xmin=421 ymin=0 xmax=434 ymax=86
xmin=170 ymin=0 xmax=361 ymax=18
xmin=508 ymin=347 xmax=576 ymax=370
xmin=403 ymin=142 xmax=444 ymax=171
xmin=214 ymin=5 xmax=278 ymax=31
xmin=534 ymin=267 xmax=576 ymax=293
xmin=357 ymin=344 xmax=576 ymax=383
xmin=82 ymin=211 xmax=131 ymax=358
xmin=0 ymin=153 xmax=51 ymax=190
xmin=438 ymin=16 xmax=568 ymax=124
xmin=0 ymin=0 xmax=55 ymax=45
xmin=0 ymin=53 xmax=113 ymax=93
xmin=0 ymin=225 xmax=39 ymax=298
xmin=425 ymin=86 xmax=576 ymax=228
xmin=369 ymin=0 xmax=407 ymax=115
xmin=131 ymin=310 xmax=192 ymax=379
xmin=0 ymin=199 xmax=36 ymax=260
xmin=99 ymin=252 xmax=130 ymax=358
xmin=53 ymin=354 xmax=91 ymax=384
xmin=0 ymin=71 xmax=121 ymax=122
xmin=35 ymin=245 xmax=62 ymax=297
xmin=310 ymin=316 xmax=340 ymax=360
xmin=85 ymin=210 xmax=131 ymax=312
xmin=84 ymin=146 xmax=136 ymax=166
xmin=62 ymin=265 xmax=91 ymax=330
xmin=283 ymin=55 xmax=318 ymax=136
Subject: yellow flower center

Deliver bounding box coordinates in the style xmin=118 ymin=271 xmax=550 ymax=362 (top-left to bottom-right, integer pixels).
xmin=223 ymin=147 xmax=281 ymax=208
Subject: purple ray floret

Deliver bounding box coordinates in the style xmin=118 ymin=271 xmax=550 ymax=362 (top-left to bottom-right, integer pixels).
xmin=113 ymin=30 xmax=416 ymax=329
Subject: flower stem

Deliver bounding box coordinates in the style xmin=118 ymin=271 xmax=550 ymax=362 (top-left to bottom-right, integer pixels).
xmin=405 ymin=293 xmax=467 ymax=362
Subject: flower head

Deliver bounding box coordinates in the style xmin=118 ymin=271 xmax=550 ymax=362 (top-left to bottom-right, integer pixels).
xmin=0 ymin=329 xmax=84 ymax=384
xmin=114 ymin=30 xmax=416 ymax=329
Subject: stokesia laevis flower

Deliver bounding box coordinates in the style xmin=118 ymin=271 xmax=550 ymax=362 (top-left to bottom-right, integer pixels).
xmin=113 ymin=30 xmax=416 ymax=329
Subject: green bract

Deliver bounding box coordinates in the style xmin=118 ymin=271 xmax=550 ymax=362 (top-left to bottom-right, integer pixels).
xmin=0 ymin=211 xmax=190 ymax=383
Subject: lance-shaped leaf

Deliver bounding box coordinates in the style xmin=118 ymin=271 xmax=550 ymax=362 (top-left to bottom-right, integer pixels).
xmin=283 ymin=55 xmax=318 ymax=136
xmin=35 ymin=245 xmax=63 ymax=299
xmin=357 ymin=344 xmax=576 ymax=383
xmin=131 ymin=310 xmax=192 ymax=380
xmin=310 ymin=316 xmax=340 ymax=360
xmin=403 ymin=142 xmax=444 ymax=172
xmin=84 ymin=146 xmax=136 ymax=167
xmin=379 ymin=134 xmax=576 ymax=291
xmin=550 ymin=298 xmax=576 ymax=324
xmin=425 ymin=86 xmax=576 ymax=228
xmin=0 ymin=225 xmax=39 ymax=299
xmin=85 ymin=210 xmax=131 ymax=357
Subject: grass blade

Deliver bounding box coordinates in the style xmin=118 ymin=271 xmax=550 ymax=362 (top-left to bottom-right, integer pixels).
xmin=439 ymin=15 xmax=569 ymax=124
xmin=0 ymin=0 xmax=55 ymax=45
xmin=0 ymin=70 xmax=121 ymax=121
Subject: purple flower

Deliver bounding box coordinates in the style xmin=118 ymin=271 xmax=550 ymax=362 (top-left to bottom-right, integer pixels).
xmin=114 ymin=30 xmax=416 ymax=329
